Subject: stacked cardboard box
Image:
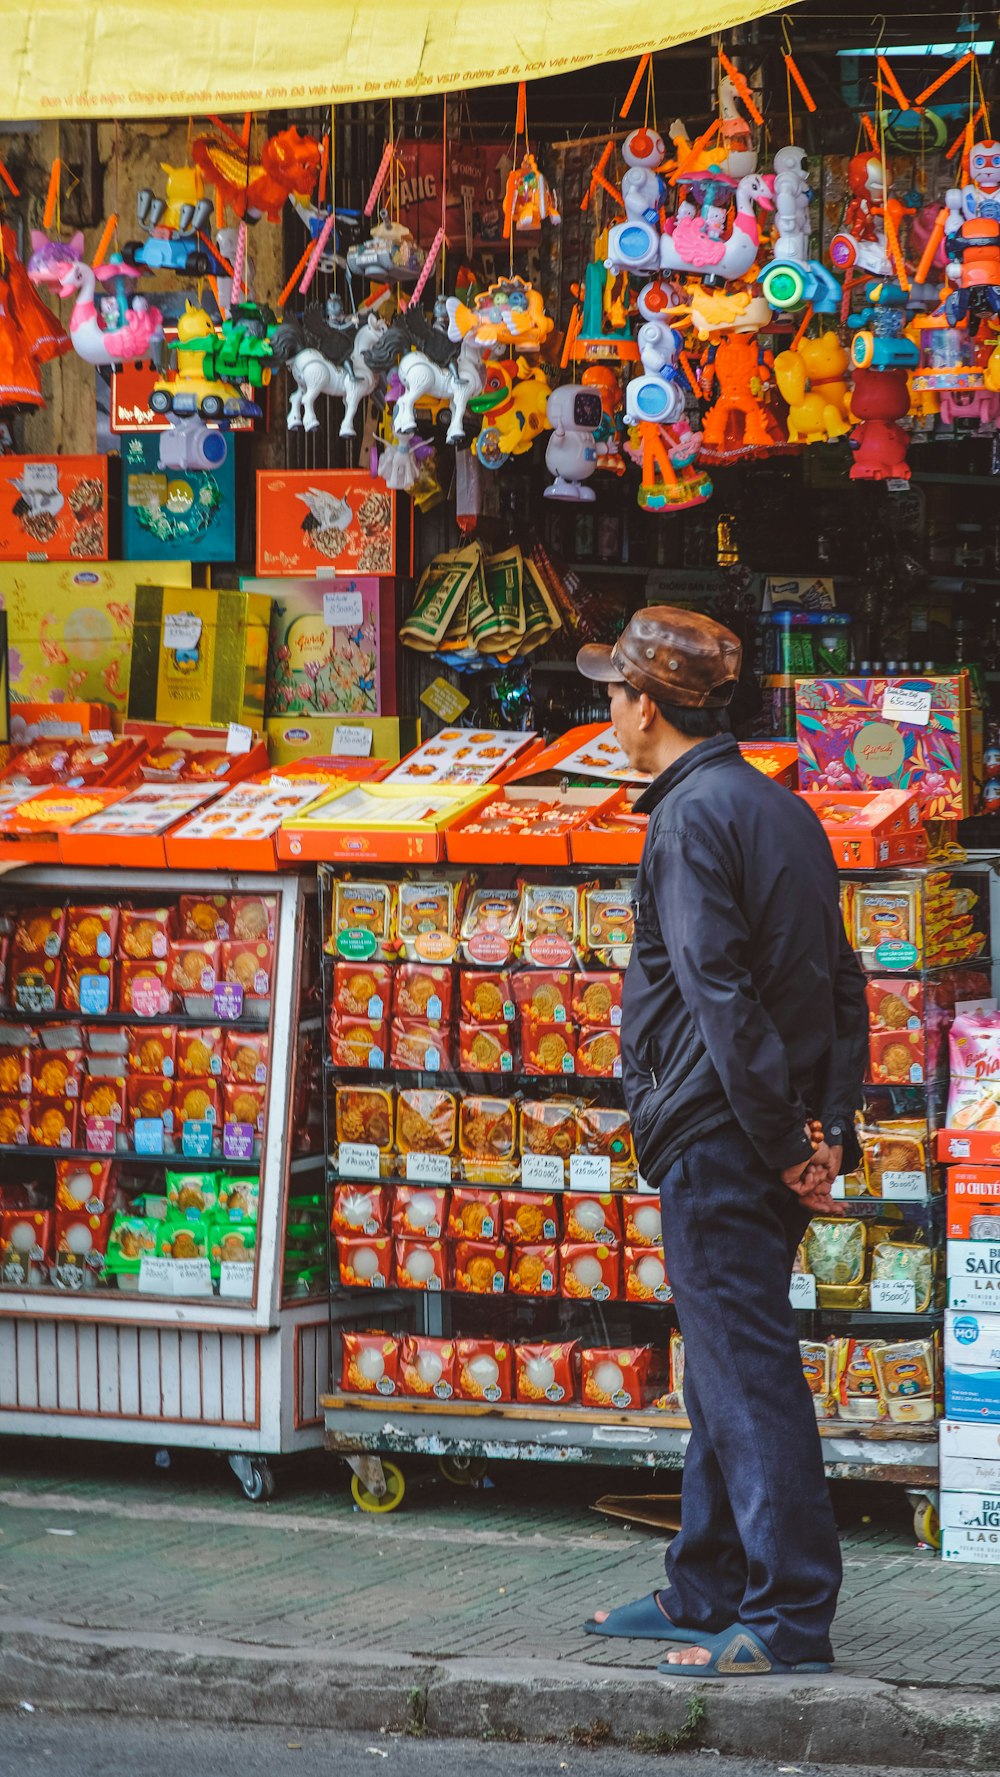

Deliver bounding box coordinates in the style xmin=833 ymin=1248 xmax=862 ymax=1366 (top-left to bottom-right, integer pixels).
xmin=942 ymin=1165 xmax=1000 ymax=1563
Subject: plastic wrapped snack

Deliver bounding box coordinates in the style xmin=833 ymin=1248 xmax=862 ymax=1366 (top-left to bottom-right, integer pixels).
xmin=455 ymin=1338 xmax=512 ymax=1402
xmin=834 ymin=1338 xmax=884 ymax=1421
xmin=118 ymin=907 xmax=174 ymax=962
xmin=503 ymin=1192 xmax=559 ymax=1243
xmin=66 ymin=904 xmax=118 ymax=960
xmin=223 ymin=1030 xmax=270 ymax=1085
xmin=860 ymin=1123 xmax=927 ymax=1195
xmin=802 ymin=1218 xmax=866 ymax=1286
xmin=868 ymin=1028 xmax=924 ymax=1085
xmin=459 ymin=1023 xmax=513 ymax=1074
xmin=175 ymin=1027 xmax=224 ymax=1080
xmin=330 ymin=880 xmax=396 ymax=959
xmin=870 ymin=1338 xmax=935 ymax=1423
xmin=581 ymin=1345 xmax=651 ymax=1409
xmin=454 ymin=1239 xmax=508 ymax=1293
xmin=576 ymin=1027 xmax=622 ymax=1078
xmin=459 ymin=970 xmax=514 ymax=1022
xmin=866 ymin=978 xmax=923 ymax=1032
xmin=31 ymin=1049 xmax=83 ymax=1098
xmin=166 ymin=1170 xmax=220 ymax=1216
xmin=872 ymin=1240 xmax=934 ymax=1313
xmin=179 ymin=894 xmax=231 ymax=941
xmin=12 ymin=904 xmax=65 ymax=958
xmin=395 ymin=1237 xmax=448 ymax=1291
xmin=389 ymin=1020 xmax=453 ymax=1072
xmin=564 ymin=1194 xmax=621 ymax=1246
xmin=521 ymin=1020 xmax=577 ymax=1076
xmin=522 ymin=883 xmax=583 ymax=958
xmin=560 ymin=1242 xmax=620 ymax=1301
xmin=29 ymin=1096 xmax=77 ymax=1149
xmin=447 ymin=1186 xmax=501 ymax=1241
xmin=459 ymin=1095 xmax=517 ymax=1161
xmin=624 ymin=1245 xmax=670 ymax=1302
xmin=509 ymin=1243 xmax=559 ymax=1296
xmin=399 ymin=1335 xmax=456 ymax=1399
xmin=853 ymin=882 xmax=920 ymax=967
xmin=128 ymin=1026 xmax=178 ymax=1079
xmin=577 ymin=1104 xmax=633 ymax=1161
xmin=512 ymin=970 xmax=573 ymax=1025
xmin=329 ymin=1014 xmax=388 ymax=1070
xmin=801 ymin=1341 xmax=834 ymax=1420
xmin=231 ymin=896 xmax=276 ymax=944
xmin=393 ymin=1188 xmax=449 ymax=1239
xmin=396 ymin=1088 xmax=457 ymax=1154
xmin=120 ymin=959 xmax=171 ymax=1017
xmin=333 ymin=961 xmax=393 ymax=1019
xmin=623 ymin=1194 xmax=662 ymax=1247
xmin=335 ymin=1087 xmax=394 ymax=1150
xmin=393 ymin=962 xmax=454 ymax=1021
xmin=338 ymin=1236 xmax=393 ymax=1288
xmin=341 ymin=1332 xmax=400 ymax=1397
xmin=521 ymin=1097 xmax=578 ymax=1158
xmin=460 ymin=888 xmax=521 ymax=965
xmin=515 ymin=1341 xmax=577 ymax=1404
xmin=61 ymin=956 xmax=114 ymax=1016
xmin=220 ymin=941 xmax=272 ymax=1000
xmin=571 ymin=972 xmax=624 ymax=1027
xmin=582 ymin=886 xmax=634 ymax=965
xmin=397 ymin=880 xmax=460 ymax=961
xmin=332 ymin=1184 xmax=390 ymax=1237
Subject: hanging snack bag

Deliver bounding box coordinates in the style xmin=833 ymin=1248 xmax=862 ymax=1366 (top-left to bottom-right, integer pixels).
xmin=333 ymin=960 xmax=393 ymax=1019
xmin=565 ymin=1194 xmax=621 ymax=1246
xmin=119 ymin=908 xmax=174 ymax=962
xmin=454 ymin=1240 xmax=508 ymax=1293
xmin=504 ymin=1192 xmax=559 ymax=1243
xmin=561 ymin=1242 xmax=620 ymax=1301
xmin=393 ymin=1187 xmax=449 ymax=1239
xmin=333 ymin=1184 xmax=390 ymax=1237
xmin=393 ymin=962 xmax=454 ymax=1020
xmin=179 ymin=894 xmax=231 ymax=941
xmin=338 ymin=1236 xmax=393 ymax=1288
xmin=447 ymin=1186 xmax=502 ymax=1241
xmin=399 ymin=1334 xmax=457 ymax=1399
xmin=624 ymin=1245 xmax=670 ymax=1303
xmin=341 ymin=1331 xmax=400 ymax=1396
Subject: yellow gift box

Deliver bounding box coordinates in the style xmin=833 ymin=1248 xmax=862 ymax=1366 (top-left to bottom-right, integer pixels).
xmin=0 ymin=561 xmax=192 ymax=714
xmin=128 ymin=584 xmax=271 ymax=730
xmin=279 ymin=781 xmax=489 ymax=863
xmin=264 ymin=714 xmax=419 ymax=767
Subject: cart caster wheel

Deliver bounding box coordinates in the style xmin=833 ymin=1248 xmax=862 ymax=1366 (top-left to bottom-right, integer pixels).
xmin=351 ymin=1460 xmax=406 ymax=1513
xmin=438 ymin=1454 xmax=487 ymax=1486
xmin=913 ymin=1497 xmax=940 ymax=1549
xmin=228 ymin=1453 xmax=276 ymax=1502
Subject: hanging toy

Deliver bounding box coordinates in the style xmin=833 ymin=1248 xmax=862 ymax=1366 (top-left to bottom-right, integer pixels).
xmin=849 ymin=281 xmax=919 ymax=373
xmin=828 ymin=153 xmax=905 ymax=279
xmin=659 ymin=173 xmax=775 ymax=285
xmin=447 ymin=276 xmax=553 ymax=353
xmin=504 ymin=151 xmax=561 ymax=234
xmin=269 ymin=300 xmax=389 ymax=435
xmin=122 ymin=178 xmax=219 ymax=278
xmin=148 ymin=301 xmax=258 ymax=421
xmin=848 ymin=368 xmax=912 ymax=480
xmin=580 ymin=366 xmax=628 ymax=474
xmin=699 ymin=333 xmax=785 ymax=459
xmin=773 ymin=332 xmax=852 ymax=444
xmin=363 ymin=299 xmax=491 ymax=446
xmin=758 ymin=146 xmax=841 ymax=314
xmin=58 ymin=257 xmax=163 ymax=367
xmin=628 ymin=420 xmax=712 ymax=512
xmin=543 ymin=384 xmax=607 ymax=500
xmin=346 ymin=215 xmax=425 ymax=285
xmin=27 ymin=229 xmax=85 ymax=288
xmin=625 ymin=285 xmax=686 ymax=427
xmin=193 ymin=124 xmax=321 ymax=223
xmin=605 ymin=129 xmax=670 ymax=276
xmin=468 ymin=358 xmax=551 ymax=469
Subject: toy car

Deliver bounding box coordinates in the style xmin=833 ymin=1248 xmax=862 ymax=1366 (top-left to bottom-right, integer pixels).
xmin=122 ymin=233 xmax=219 ymax=278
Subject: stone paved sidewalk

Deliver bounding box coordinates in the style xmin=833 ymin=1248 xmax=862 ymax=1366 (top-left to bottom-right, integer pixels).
xmin=0 ymin=1436 xmax=989 ymax=1689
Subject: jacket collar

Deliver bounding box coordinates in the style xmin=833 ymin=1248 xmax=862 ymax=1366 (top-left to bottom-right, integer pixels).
xmin=633 ymin=732 xmax=741 ymax=815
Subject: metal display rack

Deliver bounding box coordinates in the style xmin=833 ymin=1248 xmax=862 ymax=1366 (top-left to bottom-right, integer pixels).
xmin=0 ymin=867 xmax=328 ymax=1501
xmin=316 ymin=858 xmax=978 ymax=1520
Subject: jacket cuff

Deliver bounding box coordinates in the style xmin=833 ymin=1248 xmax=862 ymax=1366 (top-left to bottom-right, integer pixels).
xmin=762 ymin=1127 xmax=816 ymax=1172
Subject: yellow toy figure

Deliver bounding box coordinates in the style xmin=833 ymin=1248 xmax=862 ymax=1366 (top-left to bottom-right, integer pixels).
xmin=447 ymin=278 xmax=554 ymax=353
xmin=773 ymin=332 xmax=852 ymax=444
xmin=159 ymin=163 xmax=207 ymax=233
xmin=470 ymin=358 xmax=551 ymax=469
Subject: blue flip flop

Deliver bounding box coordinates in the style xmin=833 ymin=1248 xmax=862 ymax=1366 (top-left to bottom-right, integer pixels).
xmin=658 ymin=1622 xmax=831 ymax=1678
xmin=584 ymin=1592 xmax=706 ymax=1643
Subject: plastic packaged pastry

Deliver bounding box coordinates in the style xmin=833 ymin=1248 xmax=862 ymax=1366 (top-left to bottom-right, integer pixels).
xmin=79 ymin=1075 xmax=127 ymax=1131
xmin=866 ymin=978 xmax=923 ymax=1031
xmin=623 ymin=1194 xmax=662 ymax=1247
xmin=395 ymin=1236 xmax=448 ymax=1291
xmin=520 ymin=1098 xmax=578 ymax=1158
xmin=179 ymin=894 xmax=231 ymax=941
xmin=576 ymin=1027 xmax=622 ymax=1078
xmin=624 ymin=1245 xmax=670 ymax=1302
xmin=0 ymin=1046 xmax=30 ymax=1096
xmin=0 ymin=1097 xmax=30 ymax=1144
xmin=335 ymin=1086 xmax=394 ymax=1150
xmin=120 ymin=959 xmax=172 ymax=1017
xmin=12 ymin=904 xmax=65 ymax=958
xmin=853 ymin=882 xmax=920 ymax=966
xmin=571 ymin=972 xmax=624 ymax=1027
xmin=220 ymin=941 xmax=272 ymax=999
xmin=870 ymin=1338 xmax=935 ymax=1423
xmin=454 ymin=1239 xmax=508 ymax=1293
xmin=56 ymin=1158 xmax=114 ymax=1211
xmin=503 ymin=1191 xmax=560 ymax=1242
xmin=455 ymin=1338 xmax=512 ymax=1402
xmin=392 ymin=963 xmax=454 ymax=1021
xmin=158 ymin=1217 xmax=210 ymax=1263
xmin=397 ymin=879 xmax=460 ymax=961
xmin=118 ymin=907 xmax=173 ymax=961
xmin=223 ymin=1081 xmax=266 ymax=1136
xmin=333 ymin=961 xmax=393 ymax=1019
xmin=800 ymin=1341 xmax=834 ymax=1419
xmin=61 ymin=955 xmax=114 ymax=1016
xmin=581 ymin=1345 xmax=651 ymax=1408
xmin=396 ymin=1088 xmax=457 ymax=1154
xmin=582 ymin=886 xmax=634 ymax=965
xmin=459 ymin=888 xmax=521 ymax=965
xmin=223 ymin=1030 xmax=269 ymax=1085
xmin=330 ymin=880 xmax=396 ymax=959
xmin=512 ymin=970 xmax=573 ymax=1025
xmin=30 ymin=1048 xmax=84 ymax=1098
xmin=399 ymin=1334 xmax=456 ymax=1399
xmin=521 ymin=1019 xmax=577 ymax=1076
xmin=834 ymin=1338 xmax=884 ymax=1421
xmin=338 ymin=1235 xmax=393 ymax=1288
xmin=447 ymin=1186 xmax=501 ymax=1240
xmin=128 ymin=1026 xmax=178 ymax=1078
xmin=509 ymin=1244 xmax=559 ymax=1296
xmin=230 ymin=896 xmax=276 ymax=944
xmin=166 ymin=1170 xmax=220 ymax=1216
xmin=871 ymin=1239 xmax=933 ymax=1313
xmin=459 ymin=1022 xmax=513 ymax=1073
xmin=168 ymin=941 xmax=220 ymax=998
xmin=564 ymin=1194 xmax=621 ymax=1246
xmin=390 ymin=1019 xmax=453 ymax=1072
xmin=393 ymin=1187 xmax=449 ymax=1239
xmin=29 ymin=1096 xmax=77 ymax=1148
xmin=126 ymin=1074 xmax=175 ymax=1137
xmin=332 ymin=1184 xmax=390 ymax=1237
xmin=459 ymin=1095 xmax=517 ymax=1161
xmin=11 ymin=953 xmax=60 ymax=1013
xmin=66 ymin=904 xmax=118 ymax=960
xmin=329 ymin=1014 xmax=388 ymax=1070
xmin=515 ymin=1341 xmax=577 ymax=1403
xmin=860 ymin=1123 xmax=927 ymax=1193
xmin=868 ymin=1028 xmax=924 ymax=1084
xmin=341 ymin=1331 xmax=400 ymax=1396
xmin=802 ymin=1218 xmax=866 ymax=1285
xmin=560 ymin=1241 xmax=620 ymax=1300
xmin=577 ymin=1104 xmax=633 ymax=1161
xmin=175 ymin=1079 xmax=220 ymax=1136
xmin=458 ymin=970 xmax=514 ymax=1022
xmin=521 ymin=883 xmax=583 ymax=958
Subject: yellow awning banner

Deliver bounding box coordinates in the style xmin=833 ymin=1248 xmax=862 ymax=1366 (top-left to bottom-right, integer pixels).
xmin=1 ymin=0 xmax=796 ymax=121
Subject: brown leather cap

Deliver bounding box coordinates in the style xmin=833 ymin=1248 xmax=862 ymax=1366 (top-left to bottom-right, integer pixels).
xmin=577 ymin=605 xmax=742 ymax=709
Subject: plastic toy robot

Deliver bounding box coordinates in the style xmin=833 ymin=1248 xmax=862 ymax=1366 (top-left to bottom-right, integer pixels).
xmin=543 ymin=384 xmax=606 ymax=500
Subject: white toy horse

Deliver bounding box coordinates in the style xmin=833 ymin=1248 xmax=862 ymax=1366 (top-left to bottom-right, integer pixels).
xmin=270 ymin=304 xmax=388 ymax=436
xmin=364 ymin=303 xmax=491 ymax=446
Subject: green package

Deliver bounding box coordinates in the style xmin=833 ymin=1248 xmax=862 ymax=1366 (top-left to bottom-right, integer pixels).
xmin=105 ymin=1214 xmax=158 ymax=1274
xmin=157 ymin=1217 xmax=209 ymax=1262
xmin=165 ymin=1171 xmax=220 ymax=1217
xmin=218 ymin=1176 xmax=260 ymax=1219
xmin=400 ymin=546 xmax=482 ymax=650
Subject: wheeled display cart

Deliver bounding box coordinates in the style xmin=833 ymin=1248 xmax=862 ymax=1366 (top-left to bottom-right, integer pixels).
xmin=316 ymin=855 xmax=995 ymax=1528
xmin=0 ymin=867 xmax=328 ymax=1501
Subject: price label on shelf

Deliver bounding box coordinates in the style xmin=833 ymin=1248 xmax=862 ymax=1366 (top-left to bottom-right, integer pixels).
xmin=882 ymin=1171 xmax=927 ymax=1201
xmin=226 ymin=722 xmax=253 ymax=756
xmin=133 ymin=1117 xmax=165 ymax=1156
xmin=831 ymin=1175 xmax=847 ymax=1200
xmin=338 ymin=1142 xmax=381 ymax=1180
xmin=213 ymin=981 xmax=244 ymax=1022
xmin=223 ymin=1121 xmax=255 ymax=1162
xmin=405 ymin=1152 xmax=451 ymax=1185
xmin=89 ymin=729 xmax=115 ymax=745
xmin=85 ymin=1116 xmax=117 ymax=1156
xmin=162 ymin=613 xmax=203 ymax=653
xmin=332 ymin=725 xmax=374 ymax=757
xmin=521 ymin=1153 xmax=563 ymax=1190
xmin=219 ymin=1261 xmax=255 ymax=1299
xmin=182 ymin=1119 xmax=214 ymax=1159
xmin=569 ymin=1154 xmax=612 ymax=1191
xmin=870 ymin=1279 xmax=918 ymax=1314
xmin=138 ymin=1254 xmax=173 ymax=1294
xmin=323 ymin=590 xmax=365 ymax=630
xmin=172 ymin=1258 xmax=214 ymax=1298
xmin=789 ymin=1273 xmax=817 ymax=1310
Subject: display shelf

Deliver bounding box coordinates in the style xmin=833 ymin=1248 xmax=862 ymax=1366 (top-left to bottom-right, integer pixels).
xmin=4 ymin=1008 xmax=271 ymax=1030
xmin=320 ymin=1391 xmax=938 ymax=1483
xmin=0 ymin=1144 xmax=262 ymax=1168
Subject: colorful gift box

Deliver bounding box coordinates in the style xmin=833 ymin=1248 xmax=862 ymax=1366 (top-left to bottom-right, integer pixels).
xmin=796 ymin=675 xmax=974 ymax=819
xmin=121 ymin=434 xmax=236 ymax=563
xmin=247 ymin=577 xmax=398 ymax=718
xmin=0 ymin=562 xmax=191 ymax=713
xmin=0 ymin=456 xmax=107 ymax=562
xmin=127 ymin=585 xmax=271 ymax=730
xmin=255 ymin=471 xmax=409 ymax=578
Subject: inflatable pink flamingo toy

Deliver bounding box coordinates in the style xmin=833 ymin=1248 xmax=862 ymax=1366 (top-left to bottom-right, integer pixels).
xmin=58 ymin=258 xmax=163 ymax=367
xmin=660 ymin=174 xmax=775 ymax=286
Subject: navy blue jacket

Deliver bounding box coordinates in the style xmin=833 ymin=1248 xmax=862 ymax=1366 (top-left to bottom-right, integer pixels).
xmin=621 ymin=733 xmax=868 ymax=1184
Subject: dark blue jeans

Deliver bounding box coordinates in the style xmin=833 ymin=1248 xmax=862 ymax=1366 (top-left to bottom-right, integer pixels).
xmin=656 ymin=1123 xmax=842 ymax=1665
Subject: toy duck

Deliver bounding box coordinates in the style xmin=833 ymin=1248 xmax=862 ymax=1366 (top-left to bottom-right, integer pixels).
xmin=58 ymin=260 xmax=163 ymax=367
xmin=660 ymin=175 xmax=774 ymax=285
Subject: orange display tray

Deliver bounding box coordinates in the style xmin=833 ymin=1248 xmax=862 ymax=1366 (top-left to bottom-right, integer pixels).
xmin=58 ymin=784 xmax=222 ymax=868
xmin=740 ymin=741 xmax=799 ymax=788
xmin=444 ymin=785 xmax=619 ymax=865
xmin=570 ymin=788 xmax=648 ymax=865
xmin=795 ymin=789 xmax=926 ymax=868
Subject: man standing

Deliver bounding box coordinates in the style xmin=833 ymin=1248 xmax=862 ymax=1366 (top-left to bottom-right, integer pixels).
xmin=578 ymin=607 xmax=868 ymax=1679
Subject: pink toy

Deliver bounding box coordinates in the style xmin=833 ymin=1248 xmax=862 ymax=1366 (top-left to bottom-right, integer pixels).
xmin=848 ymin=369 xmax=911 ymax=481
xmin=58 ymin=260 xmax=163 ymax=367
xmin=660 ymin=174 xmax=774 ymax=284
xmin=27 ymin=229 xmax=85 ymax=288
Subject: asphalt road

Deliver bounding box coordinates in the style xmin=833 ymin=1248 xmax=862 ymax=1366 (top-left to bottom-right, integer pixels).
xmin=2 ymin=1717 xmax=995 ymax=1777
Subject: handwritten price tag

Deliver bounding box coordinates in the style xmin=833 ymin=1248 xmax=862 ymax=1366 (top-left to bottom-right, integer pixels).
xmin=323 ymin=590 xmax=365 ymax=630
xmin=405 ymin=1152 xmax=451 ymax=1184
xmin=332 ymin=725 xmax=374 ymax=757
xmin=569 ymin=1154 xmax=612 ymax=1191
xmin=789 ymin=1273 xmax=817 ymax=1309
xmin=172 ymin=1258 xmax=213 ymax=1298
xmin=521 ymin=1153 xmax=563 ymax=1190
xmin=339 ymin=1142 xmax=381 ymax=1181
xmin=870 ymin=1279 xmax=918 ymax=1314
xmin=163 ymin=613 xmax=202 ymax=653
xmin=882 ymin=1171 xmax=927 ymax=1201
xmin=881 ymin=686 xmax=931 ymax=727
xmin=138 ymin=1255 xmax=173 ymax=1294
xmin=219 ymin=1261 xmax=255 ymax=1299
